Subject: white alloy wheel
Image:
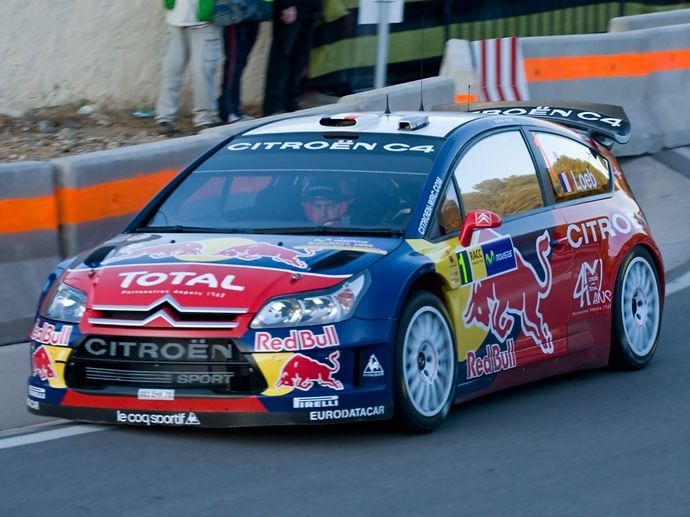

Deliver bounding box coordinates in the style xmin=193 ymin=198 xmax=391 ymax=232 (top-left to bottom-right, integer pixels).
xmin=611 ymin=247 xmax=662 ymax=370
xmin=395 ymin=292 xmax=456 ymax=432
xmin=620 ymin=256 xmax=661 ymax=356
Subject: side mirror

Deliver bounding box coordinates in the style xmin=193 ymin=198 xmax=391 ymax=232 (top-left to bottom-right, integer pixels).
xmin=459 ymin=210 xmax=502 ymax=247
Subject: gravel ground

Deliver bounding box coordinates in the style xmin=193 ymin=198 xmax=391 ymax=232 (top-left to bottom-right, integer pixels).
xmin=0 ymin=104 xmax=236 ymax=164
xmin=0 ymin=93 xmax=338 ymax=164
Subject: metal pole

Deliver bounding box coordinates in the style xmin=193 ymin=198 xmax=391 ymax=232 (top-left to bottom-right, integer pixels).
xmin=374 ymin=0 xmax=392 ymax=89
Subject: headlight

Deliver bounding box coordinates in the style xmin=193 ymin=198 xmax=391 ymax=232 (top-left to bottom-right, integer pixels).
xmin=40 ymin=282 xmax=87 ymax=323
xmin=251 ymin=273 xmax=369 ymax=328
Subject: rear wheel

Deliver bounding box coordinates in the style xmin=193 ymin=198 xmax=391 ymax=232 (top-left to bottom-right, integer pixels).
xmin=610 ymin=247 xmax=662 ymax=370
xmin=394 ymin=291 xmax=457 ymax=433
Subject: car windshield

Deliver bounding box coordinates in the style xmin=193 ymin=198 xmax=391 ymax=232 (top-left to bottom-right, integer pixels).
xmin=142 ymin=132 xmax=440 ymax=234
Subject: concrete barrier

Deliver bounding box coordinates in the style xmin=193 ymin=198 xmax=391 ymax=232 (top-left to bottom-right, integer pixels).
xmin=439 ymin=40 xmax=480 ymax=103
xmin=439 ymin=21 xmax=690 ymax=158
xmin=609 ymin=8 xmax=690 ymax=32
xmin=644 ymin=24 xmax=690 ymax=150
xmin=0 ymin=162 xmax=60 ymax=345
xmin=520 ymin=31 xmax=660 ymax=157
xmin=52 ymin=133 xmax=223 ymax=258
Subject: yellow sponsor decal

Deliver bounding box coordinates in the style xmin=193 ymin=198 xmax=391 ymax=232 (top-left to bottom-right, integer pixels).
xmin=405 ymin=238 xmax=489 ymax=359
xmin=253 ymin=353 xmax=295 ymax=396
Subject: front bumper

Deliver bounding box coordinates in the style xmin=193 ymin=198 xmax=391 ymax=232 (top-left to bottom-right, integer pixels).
xmin=28 ymin=317 xmax=395 ymax=428
xmin=27 ymin=389 xmax=392 ymax=428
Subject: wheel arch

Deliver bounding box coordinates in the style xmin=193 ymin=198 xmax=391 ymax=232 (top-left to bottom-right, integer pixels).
xmin=608 ymin=242 xmax=664 ymax=369
xmin=611 ymin=239 xmax=666 ymax=305
xmin=402 ymin=271 xmax=456 ymax=328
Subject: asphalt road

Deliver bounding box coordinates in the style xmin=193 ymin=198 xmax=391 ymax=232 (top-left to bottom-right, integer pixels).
xmin=0 ymin=286 xmax=688 ymax=517
xmin=0 ymin=148 xmax=688 ymax=517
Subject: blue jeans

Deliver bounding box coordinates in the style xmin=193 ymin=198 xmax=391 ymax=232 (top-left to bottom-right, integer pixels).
xmin=218 ymin=21 xmax=260 ymax=123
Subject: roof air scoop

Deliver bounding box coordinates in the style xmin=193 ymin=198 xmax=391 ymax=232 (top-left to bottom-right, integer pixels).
xmin=398 ymin=114 xmax=429 ymax=131
xmin=319 ymin=113 xmax=379 ymax=128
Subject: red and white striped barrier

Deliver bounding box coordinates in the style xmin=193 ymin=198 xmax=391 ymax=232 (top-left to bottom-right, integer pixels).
xmin=471 ymin=37 xmax=530 ymax=101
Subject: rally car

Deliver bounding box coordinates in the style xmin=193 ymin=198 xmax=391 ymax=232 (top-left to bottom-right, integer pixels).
xmin=27 ymin=101 xmax=664 ymax=432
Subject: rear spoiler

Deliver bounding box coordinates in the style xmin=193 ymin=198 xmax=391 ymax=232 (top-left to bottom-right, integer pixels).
xmin=437 ymin=101 xmax=631 ymax=149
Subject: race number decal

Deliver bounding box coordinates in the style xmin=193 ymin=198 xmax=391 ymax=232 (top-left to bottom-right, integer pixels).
xmin=456 ymin=236 xmax=517 ymax=285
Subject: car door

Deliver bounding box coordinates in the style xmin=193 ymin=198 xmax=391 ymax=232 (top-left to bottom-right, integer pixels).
xmin=450 ymin=128 xmax=573 ymax=389
xmin=530 ymin=130 xmax=622 ymax=353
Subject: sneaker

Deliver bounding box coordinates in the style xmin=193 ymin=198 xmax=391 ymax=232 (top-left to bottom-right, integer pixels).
xmin=157 ymin=121 xmax=179 ymax=137
xmin=227 ymin=114 xmax=241 ymax=124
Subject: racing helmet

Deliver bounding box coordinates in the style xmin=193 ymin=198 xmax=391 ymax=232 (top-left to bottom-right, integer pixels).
xmin=301 ymin=178 xmax=349 ymax=222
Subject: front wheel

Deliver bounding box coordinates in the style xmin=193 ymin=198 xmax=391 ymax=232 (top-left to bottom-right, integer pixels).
xmin=394 ymin=291 xmax=457 ymax=433
xmin=610 ymin=247 xmax=662 ymax=370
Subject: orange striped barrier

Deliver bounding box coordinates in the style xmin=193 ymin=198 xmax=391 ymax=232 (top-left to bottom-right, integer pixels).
xmin=57 ymin=168 xmax=177 ymax=225
xmin=0 ymin=161 xmax=61 ymax=345
xmin=52 ymin=135 xmax=224 ymax=256
xmin=439 ymin=24 xmax=690 ymax=156
xmin=0 ymin=194 xmax=58 ymax=234
xmin=524 ymin=49 xmax=690 ymax=82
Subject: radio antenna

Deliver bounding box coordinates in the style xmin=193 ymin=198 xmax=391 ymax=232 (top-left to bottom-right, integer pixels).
xmin=385 ymin=94 xmax=391 ymax=115
xmin=418 ymin=17 xmax=425 ymax=111
xmin=466 ymin=85 xmax=471 ymax=112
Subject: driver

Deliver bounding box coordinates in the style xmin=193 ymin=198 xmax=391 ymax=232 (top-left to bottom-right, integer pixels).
xmin=301 ymin=178 xmax=350 ymax=225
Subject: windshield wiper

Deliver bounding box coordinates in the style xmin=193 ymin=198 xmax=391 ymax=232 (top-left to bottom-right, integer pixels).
xmin=137 ymin=225 xmax=253 ymax=234
xmin=255 ymin=227 xmax=405 ymax=236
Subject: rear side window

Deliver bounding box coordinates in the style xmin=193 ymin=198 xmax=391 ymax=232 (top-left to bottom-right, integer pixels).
xmin=532 ymin=132 xmax=611 ymax=202
xmin=453 ymin=130 xmax=543 ymax=218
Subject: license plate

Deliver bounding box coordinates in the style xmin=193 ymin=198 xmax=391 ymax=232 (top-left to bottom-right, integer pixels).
xmin=137 ymin=388 xmax=175 ymax=400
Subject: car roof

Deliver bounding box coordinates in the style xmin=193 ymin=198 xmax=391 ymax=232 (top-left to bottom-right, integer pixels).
xmin=243 ymin=102 xmax=631 ymax=149
xmin=243 ymin=111 xmax=482 ymax=139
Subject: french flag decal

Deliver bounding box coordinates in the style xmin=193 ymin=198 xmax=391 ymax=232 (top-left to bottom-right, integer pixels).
xmin=559 ymin=172 xmax=575 ymax=193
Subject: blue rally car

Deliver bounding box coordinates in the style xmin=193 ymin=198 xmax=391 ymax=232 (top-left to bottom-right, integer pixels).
xmin=27 ymin=102 xmax=664 ymax=432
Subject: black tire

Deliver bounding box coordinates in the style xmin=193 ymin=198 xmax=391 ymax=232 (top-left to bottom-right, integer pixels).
xmin=610 ymin=247 xmax=662 ymax=370
xmin=394 ymin=291 xmax=457 ymax=433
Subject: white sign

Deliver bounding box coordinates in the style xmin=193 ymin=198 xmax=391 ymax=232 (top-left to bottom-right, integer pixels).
xmin=358 ymin=0 xmax=404 ymax=24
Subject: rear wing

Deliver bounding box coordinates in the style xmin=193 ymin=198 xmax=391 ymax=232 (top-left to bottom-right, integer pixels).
xmin=437 ymin=101 xmax=631 ymax=149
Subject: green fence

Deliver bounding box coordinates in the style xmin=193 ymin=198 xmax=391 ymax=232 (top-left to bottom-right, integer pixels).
xmin=306 ymin=0 xmax=690 ymax=95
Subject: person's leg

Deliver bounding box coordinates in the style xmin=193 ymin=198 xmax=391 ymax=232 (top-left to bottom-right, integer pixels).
xmin=189 ymin=24 xmax=221 ymax=127
xmin=155 ymin=26 xmax=189 ymax=124
xmin=217 ymin=25 xmax=237 ymax=124
xmin=286 ymin=19 xmax=316 ymax=112
xmin=263 ymin=22 xmax=299 ymax=116
xmin=232 ymin=21 xmax=260 ymax=118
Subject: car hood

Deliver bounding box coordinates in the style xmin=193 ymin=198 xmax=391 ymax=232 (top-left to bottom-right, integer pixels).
xmin=64 ymin=233 xmax=400 ymax=318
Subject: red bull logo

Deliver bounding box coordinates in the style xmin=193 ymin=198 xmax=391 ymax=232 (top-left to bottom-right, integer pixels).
xmin=275 ymin=351 xmax=344 ymax=390
xmin=466 ymin=340 xmax=517 ymax=379
xmin=32 ymin=347 xmax=57 ymax=381
xmin=105 ymin=241 xmax=204 ymax=263
xmin=255 ymin=326 xmax=339 ymax=352
xmin=218 ymin=242 xmax=315 ymax=269
xmin=31 ymin=320 xmax=73 ymax=346
xmin=463 ymin=231 xmax=554 ymax=354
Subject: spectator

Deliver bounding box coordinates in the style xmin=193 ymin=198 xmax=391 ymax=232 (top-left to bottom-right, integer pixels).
xmin=218 ymin=20 xmax=261 ymax=124
xmin=262 ymin=0 xmax=323 ymax=116
xmin=155 ymin=0 xmax=221 ymax=135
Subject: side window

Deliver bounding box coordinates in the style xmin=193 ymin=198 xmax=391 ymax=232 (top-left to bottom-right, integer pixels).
xmin=428 ymin=181 xmax=463 ymax=239
xmin=454 ymin=131 xmax=543 ymax=218
xmin=532 ymin=132 xmax=611 ymax=202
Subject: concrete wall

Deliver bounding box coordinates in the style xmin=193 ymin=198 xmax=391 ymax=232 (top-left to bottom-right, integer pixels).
xmin=0 ymin=0 xmax=271 ymax=115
